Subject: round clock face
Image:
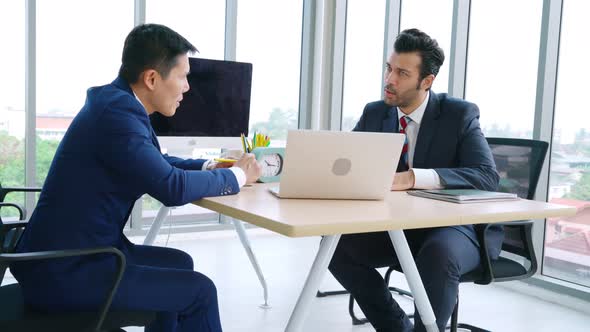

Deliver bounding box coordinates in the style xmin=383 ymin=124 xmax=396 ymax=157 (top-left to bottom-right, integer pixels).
xmin=259 ymin=153 xmax=283 ymax=177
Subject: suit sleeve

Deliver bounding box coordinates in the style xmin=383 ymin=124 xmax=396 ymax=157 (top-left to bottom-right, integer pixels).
xmin=352 ymin=104 xmax=370 ymax=132
xmin=97 ymin=107 xmax=239 ymax=207
xmin=161 ymin=154 xmax=207 ymax=170
xmin=434 ymin=106 xmax=499 ymax=191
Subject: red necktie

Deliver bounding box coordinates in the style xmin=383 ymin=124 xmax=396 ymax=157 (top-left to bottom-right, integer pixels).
xmin=399 ymin=116 xmax=411 ymax=169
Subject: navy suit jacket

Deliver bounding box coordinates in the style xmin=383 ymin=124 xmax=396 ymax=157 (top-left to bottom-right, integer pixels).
xmin=12 ymin=77 xmax=240 ymax=302
xmin=354 ymin=92 xmax=503 ymax=258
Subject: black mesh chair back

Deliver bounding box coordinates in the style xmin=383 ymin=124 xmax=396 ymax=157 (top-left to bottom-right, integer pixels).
xmin=487 ymin=137 xmax=547 ymax=201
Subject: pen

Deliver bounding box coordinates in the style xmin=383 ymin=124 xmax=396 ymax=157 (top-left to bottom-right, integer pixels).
xmin=214 ymin=158 xmax=238 ymax=163
xmin=246 ymin=138 xmax=252 ymax=152
xmin=241 ymin=133 xmax=248 ymax=153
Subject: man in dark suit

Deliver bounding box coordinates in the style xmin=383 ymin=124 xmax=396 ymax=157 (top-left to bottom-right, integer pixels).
xmin=328 ymin=29 xmax=501 ymax=332
xmin=11 ymin=24 xmax=261 ymax=332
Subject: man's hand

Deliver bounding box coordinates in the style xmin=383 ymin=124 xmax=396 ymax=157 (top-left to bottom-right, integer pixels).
xmin=391 ymin=170 xmax=415 ymax=191
xmin=234 ymin=153 xmax=262 ymax=184
xmin=208 ymin=149 xmax=244 ymax=169
xmin=207 ymin=160 xmax=235 ymax=169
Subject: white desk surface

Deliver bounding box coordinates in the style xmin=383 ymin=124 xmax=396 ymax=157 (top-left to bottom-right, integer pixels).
xmin=193 ymin=183 xmax=576 ymax=238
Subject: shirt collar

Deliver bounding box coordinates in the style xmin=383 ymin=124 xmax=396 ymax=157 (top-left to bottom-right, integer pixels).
xmin=397 ymin=91 xmax=430 ymax=125
xmin=132 ymin=90 xmax=146 ymax=109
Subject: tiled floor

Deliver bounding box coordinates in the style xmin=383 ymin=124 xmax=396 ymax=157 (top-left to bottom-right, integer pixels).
xmin=5 ymin=227 xmax=590 ymax=331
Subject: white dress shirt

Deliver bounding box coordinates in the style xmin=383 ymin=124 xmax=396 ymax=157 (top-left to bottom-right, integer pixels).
xmin=133 ymin=92 xmax=246 ymax=188
xmin=397 ymin=92 xmax=443 ymax=189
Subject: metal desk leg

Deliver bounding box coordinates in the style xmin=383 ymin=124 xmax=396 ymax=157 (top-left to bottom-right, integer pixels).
xmin=388 ymin=230 xmax=438 ymax=332
xmin=231 ymin=217 xmax=271 ymax=309
xmin=143 ymin=206 xmax=171 ymax=245
xmin=285 ymin=234 xmax=341 ymax=332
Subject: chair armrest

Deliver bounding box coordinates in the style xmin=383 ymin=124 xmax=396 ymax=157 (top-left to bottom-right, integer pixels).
xmin=475 ymin=220 xmax=536 ymax=285
xmin=474 ymin=223 xmax=495 ymax=285
xmin=493 ymin=220 xmax=535 ymax=227
xmin=0 ymin=202 xmax=26 ymax=221
xmin=2 ymin=187 xmax=42 ymax=194
xmin=1 ymin=247 xmax=126 ymax=332
xmin=0 ymin=187 xmax=42 ymax=203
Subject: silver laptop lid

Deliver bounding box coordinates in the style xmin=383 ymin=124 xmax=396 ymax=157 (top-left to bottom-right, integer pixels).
xmin=276 ymin=130 xmax=405 ymax=200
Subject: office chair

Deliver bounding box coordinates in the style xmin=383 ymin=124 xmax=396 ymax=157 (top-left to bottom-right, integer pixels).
xmin=319 ymin=137 xmax=549 ymax=331
xmin=447 ymin=137 xmax=548 ymax=331
xmin=0 ymin=185 xmax=156 ymax=331
xmin=0 ymin=182 xmax=41 ymax=280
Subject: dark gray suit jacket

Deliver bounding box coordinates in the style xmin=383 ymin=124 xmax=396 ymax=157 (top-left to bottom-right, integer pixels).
xmin=353 ymin=91 xmax=503 ymax=258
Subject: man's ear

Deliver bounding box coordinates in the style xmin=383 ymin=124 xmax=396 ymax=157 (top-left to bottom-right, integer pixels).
xmin=420 ymin=74 xmax=435 ymax=91
xmin=142 ymin=69 xmax=158 ymax=91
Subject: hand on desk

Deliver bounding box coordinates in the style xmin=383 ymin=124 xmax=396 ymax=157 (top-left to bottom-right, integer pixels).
xmin=391 ymin=170 xmax=415 ymax=191
xmin=234 ymin=153 xmax=262 ymax=184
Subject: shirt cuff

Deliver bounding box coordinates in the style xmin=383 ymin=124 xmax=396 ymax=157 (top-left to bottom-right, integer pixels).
xmin=229 ymin=166 xmax=247 ymax=188
xmin=411 ymin=168 xmax=443 ymax=189
xmin=202 ymin=159 xmax=213 ymax=170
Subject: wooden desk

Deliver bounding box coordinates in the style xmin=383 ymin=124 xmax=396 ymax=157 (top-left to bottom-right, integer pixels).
xmin=194 ymin=183 xmax=576 ymax=332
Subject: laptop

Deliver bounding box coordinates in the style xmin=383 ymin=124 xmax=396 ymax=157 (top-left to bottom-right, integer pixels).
xmin=268 ymin=130 xmax=405 ymax=200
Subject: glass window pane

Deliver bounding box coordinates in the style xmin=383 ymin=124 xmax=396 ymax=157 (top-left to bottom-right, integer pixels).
xmin=145 ymin=1 xmax=226 ymax=219
xmin=146 ymin=0 xmax=225 ymax=60
xmin=236 ymin=0 xmax=303 ymax=141
xmin=36 ymin=0 xmax=133 ymax=186
xmin=466 ymin=0 xmax=542 ymax=139
xmin=0 ymin=2 xmax=25 ymax=219
xmin=400 ymin=0 xmax=453 ymax=94
xmin=545 ymin=0 xmax=590 ymax=288
xmin=341 ymin=0 xmax=386 ymax=131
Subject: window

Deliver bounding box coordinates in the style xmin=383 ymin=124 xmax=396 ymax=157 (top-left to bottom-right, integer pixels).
xmin=236 ymin=0 xmax=303 ymax=140
xmin=340 ymin=0 xmax=387 ymax=131
xmin=36 ymin=0 xmax=133 ymax=186
xmin=545 ymin=0 xmax=590 ymax=288
xmin=146 ymin=0 xmax=225 ymax=60
xmin=466 ymin=0 xmax=542 ymax=138
xmin=400 ymin=0 xmax=453 ymax=94
xmin=0 ymin=2 xmax=25 ymax=219
xmin=143 ymin=1 xmax=226 ymax=220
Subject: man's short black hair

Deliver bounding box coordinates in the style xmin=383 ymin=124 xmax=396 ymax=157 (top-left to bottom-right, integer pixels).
xmin=119 ymin=24 xmax=197 ymax=83
xmin=394 ymin=28 xmax=445 ymax=80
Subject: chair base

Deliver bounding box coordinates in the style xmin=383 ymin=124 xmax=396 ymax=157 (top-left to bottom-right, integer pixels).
xmin=316 ymin=290 xmax=349 ymax=297
xmin=348 ymin=286 xmax=415 ymax=326
xmin=453 ymin=323 xmax=491 ymax=332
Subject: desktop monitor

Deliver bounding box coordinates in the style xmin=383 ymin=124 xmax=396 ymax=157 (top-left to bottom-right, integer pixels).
xmin=150 ymin=57 xmax=252 ymax=152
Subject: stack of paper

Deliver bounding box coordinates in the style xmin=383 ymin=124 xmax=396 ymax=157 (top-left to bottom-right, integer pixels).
xmin=407 ymin=189 xmax=518 ymax=204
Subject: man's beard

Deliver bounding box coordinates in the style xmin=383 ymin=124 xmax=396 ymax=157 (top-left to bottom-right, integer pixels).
xmin=384 ymin=83 xmax=421 ymax=108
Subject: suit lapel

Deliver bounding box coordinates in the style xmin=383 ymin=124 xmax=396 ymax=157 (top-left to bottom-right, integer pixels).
xmin=382 ymin=106 xmax=398 ymax=133
xmin=413 ymin=92 xmax=441 ymax=168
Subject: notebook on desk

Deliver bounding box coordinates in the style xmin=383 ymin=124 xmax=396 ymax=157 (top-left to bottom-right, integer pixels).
xmin=407 ymin=189 xmax=518 ymax=204
xmin=268 ymin=130 xmax=405 ymax=200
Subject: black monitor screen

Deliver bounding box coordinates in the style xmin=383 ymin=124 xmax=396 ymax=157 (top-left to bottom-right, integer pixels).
xmin=150 ymin=57 xmax=252 ymax=137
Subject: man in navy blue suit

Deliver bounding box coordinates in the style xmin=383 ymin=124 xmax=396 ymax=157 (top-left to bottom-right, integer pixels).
xmin=328 ymin=29 xmax=501 ymax=332
xmin=12 ymin=24 xmax=261 ymax=332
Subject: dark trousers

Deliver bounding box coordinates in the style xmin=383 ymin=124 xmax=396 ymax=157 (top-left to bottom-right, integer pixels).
xmin=328 ymin=227 xmax=480 ymax=332
xmin=111 ymin=243 xmax=222 ymax=332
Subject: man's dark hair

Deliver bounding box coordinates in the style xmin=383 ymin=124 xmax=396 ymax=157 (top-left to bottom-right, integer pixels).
xmin=119 ymin=24 xmax=197 ymax=83
xmin=394 ymin=28 xmax=445 ymax=80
